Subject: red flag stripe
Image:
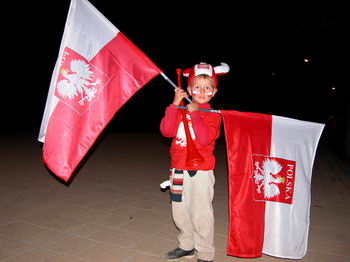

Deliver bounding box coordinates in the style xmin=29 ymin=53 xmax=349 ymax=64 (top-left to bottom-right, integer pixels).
xmin=221 ymin=110 xmax=272 ymax=258
xmin=43 ymin=33 xmax=160 ymax=181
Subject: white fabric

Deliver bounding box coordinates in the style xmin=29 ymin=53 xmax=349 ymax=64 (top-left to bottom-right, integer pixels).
xmin=263 ymin=116 xmax=324 ymax=258
xmin=38 ymin=0 xmax=119 ymax=142
xmin=194 ymin=63 xmax=213 ymax=76
xmin=213 ymin=62 xmax=230 ymax=74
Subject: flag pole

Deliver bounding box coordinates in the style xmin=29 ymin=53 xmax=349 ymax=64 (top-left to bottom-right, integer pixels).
xmin=176 ymin=105 xmax=221 ymax=113
xmin=160 ymin=72 xmax=220 ymax=113
xmin=160 ymin=72 xmax=192 ymax=103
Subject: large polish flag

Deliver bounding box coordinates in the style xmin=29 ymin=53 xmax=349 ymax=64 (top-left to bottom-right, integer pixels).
xmin=38 ymin=0 xmax=161 ymax=182
xmin=221 ymin=110 xmax=324 ymax=259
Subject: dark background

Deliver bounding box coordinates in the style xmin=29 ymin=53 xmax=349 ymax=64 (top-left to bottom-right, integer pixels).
xmin=2 ymin=1 xmax=348 ymax=158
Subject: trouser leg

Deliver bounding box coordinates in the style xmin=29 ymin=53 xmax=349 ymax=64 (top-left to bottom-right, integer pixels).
xmin=172 ymin=193 xmax=195 ymax=250
xmin=171 ymin=168 xmax=195 ymax=251
xmin=171 ymin=170 xmax=215 ymax=260
xmin=187 ymin=170 xmax=215 ymax=261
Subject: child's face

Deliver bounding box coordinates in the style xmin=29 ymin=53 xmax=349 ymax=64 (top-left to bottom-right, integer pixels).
xmin=187 ymin=76 xmax=217 ymax=104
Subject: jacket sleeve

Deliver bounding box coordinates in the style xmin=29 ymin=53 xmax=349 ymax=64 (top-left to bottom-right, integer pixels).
xmin=190 ymin=111 xmax=221 ymax=146
xmin=160 ymin=104 xmax=179 ymax=138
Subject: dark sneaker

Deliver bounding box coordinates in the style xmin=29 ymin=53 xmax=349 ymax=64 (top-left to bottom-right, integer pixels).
xmin=197 ymin=259 xmax=213 ymax=262
xmin=165 ymin=247 xmax=195 ymax=260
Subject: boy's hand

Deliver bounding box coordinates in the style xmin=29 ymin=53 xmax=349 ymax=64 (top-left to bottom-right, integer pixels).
xmin=172 ymin=88 xmax=189 ymax=106
xmin=187 ymin=103 xmax=199 ymax=113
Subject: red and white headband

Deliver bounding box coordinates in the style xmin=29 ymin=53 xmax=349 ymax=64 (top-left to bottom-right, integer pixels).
xmin=182 ymin=62 xmax=230 ymax=88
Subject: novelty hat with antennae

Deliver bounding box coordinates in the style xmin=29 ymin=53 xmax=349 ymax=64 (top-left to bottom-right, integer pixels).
xmin=182 ymin=62 xmax=230 ymax=88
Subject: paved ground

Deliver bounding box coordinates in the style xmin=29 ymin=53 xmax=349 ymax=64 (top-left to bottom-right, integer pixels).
xmin=0 ymin=132 xmax=349 ymax=262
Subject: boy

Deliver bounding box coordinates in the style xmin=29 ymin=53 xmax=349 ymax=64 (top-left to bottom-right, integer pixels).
xmin=160 ymin=62 xmax=229 ymax=262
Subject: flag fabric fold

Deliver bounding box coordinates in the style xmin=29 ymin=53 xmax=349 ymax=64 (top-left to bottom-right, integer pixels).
xmin=39 ymin=0 xmax=161 ymax=182
xmin=221 ymin=110 xmax=324 ymax=259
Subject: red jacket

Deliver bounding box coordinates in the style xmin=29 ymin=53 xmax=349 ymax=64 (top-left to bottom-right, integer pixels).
xmin=160 ymin=103 xmax=221 ymax=170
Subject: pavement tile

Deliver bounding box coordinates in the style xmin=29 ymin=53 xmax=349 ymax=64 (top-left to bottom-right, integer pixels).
xmin=84 ymin=191 xmax=127 ymax=202
xmin=125 ymin=252 xmax=166 ymax=262
xmin=78 ymin=243 xmax=134 ymax=262
xmin=15 ymin=210 xmax=62 ymax=226
xmin=0 ymin=222 xmax=68 ymax=247
xmin=135 ymin=208 xmax=173 ymax=224
xmin=215 ymin=250 xmax=265 ymax=261
xmin=86 ymin=200 xmax=125 ymax=212
xmin=302 ymin=251 xmax=350 ymax=262
xmin=42 ymin=254 xmax=87 ymax=262
xmin=119 ymin=219 xmax=167 ymax=235
xmin=41 ymin=217 xmax=86 ymax=232
xmin=44 ymin=235 xmax=96 ymax=255
xmin=0 ymin=133 xmax=349 ymax=261
xmin=0 ymin=204 xmax=33 ymax=218
xmin=214 ymin=222 xmax=228 ymax=235
xmin=3 ymin=248 xmax=56 ymax=262
xmin=308 ymin=235 xmax=350 ymax=257
xmin=130 ymin=199 xmax=170 ymax=213
xmin=0 ymin=214 xmax=17 ymax=227
xmin=109 ymin=205 xmax=145 ymax=217
xmin=91 ymin=214 xmax=132 ymax=228
xmin=0 ymin=236 xmax=33 ymax=261
xmin=214 ymin=233 xmax=229 ymax=251
xmin=154 ymin=224 xmax=180 ymax=240
xmin=59 ymin=195 xmax=103 ymax=207
xmin=73 ymin=210 xmax=108 ymax=222
xmin=43 ymin=203 xmax=92 ymax=218
xmin=132 ymin=236 xmax=178 ymax=257
xmin=88 ymin=228 xmax=147 ymax=248
xmin=65 ymin=222 xmax=107 ymax=238
xmin=18 ymin=198 xmax=61 ymax=210
xmin=309 ymin=225 xmax=350 ymax=242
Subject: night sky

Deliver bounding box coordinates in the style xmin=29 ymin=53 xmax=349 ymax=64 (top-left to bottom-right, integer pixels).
xmin=2 ymin=1 xmax=346 ymax=148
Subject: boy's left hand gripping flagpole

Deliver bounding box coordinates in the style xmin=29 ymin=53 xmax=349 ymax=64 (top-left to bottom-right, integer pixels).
xmin=160 ymin=72 xmax=220 ymax=113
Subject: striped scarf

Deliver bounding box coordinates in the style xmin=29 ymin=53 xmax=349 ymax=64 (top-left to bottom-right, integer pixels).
xmin=170 ymin=169 xmax=197 ymax=202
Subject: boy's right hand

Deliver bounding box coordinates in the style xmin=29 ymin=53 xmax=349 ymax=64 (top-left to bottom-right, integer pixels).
xmin=172 ymin=88 xmax=189 ymax=106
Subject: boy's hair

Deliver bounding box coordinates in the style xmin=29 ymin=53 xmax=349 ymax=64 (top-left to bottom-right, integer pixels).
xmin=189 ymin=74 xmax=215 ymax=88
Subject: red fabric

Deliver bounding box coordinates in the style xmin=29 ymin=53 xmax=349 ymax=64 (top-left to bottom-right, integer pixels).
xmin=183 ymin=63 xmax=218 ymax=88
xmin=159 ymin=104 xmax=178 ymax=138
xmin=43 ymin=33 xmax=161 ymax=182
xmin=160 ymin=103 xmax=221 ymax=170
xmin=220 ymin=110 xmax=272 ymax=258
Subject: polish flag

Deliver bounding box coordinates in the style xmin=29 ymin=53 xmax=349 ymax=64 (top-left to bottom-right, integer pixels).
xmin=221 ymin=110 xmax=324 ymax=259
xmin=38 ymin=0 xmax=161 ymax=182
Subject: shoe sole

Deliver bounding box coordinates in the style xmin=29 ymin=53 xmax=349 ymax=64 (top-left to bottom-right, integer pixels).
xmin=166 ymin=254 xmax=195 ymax=261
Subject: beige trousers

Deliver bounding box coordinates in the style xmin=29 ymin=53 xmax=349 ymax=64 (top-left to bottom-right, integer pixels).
xmin=171 ymin=169 xmax=215 ymax=261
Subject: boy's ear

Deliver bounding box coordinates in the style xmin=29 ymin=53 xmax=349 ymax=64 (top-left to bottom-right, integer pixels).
xmin=212 ymin=88 xmax=218 ymax=97
xmin=187 ymin=86 xmax=192 ymax=96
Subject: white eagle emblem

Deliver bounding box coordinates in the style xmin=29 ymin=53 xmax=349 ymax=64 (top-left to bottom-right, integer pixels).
xmin=56 ymin=59 xmax=100 ymax=105
xmin=175 ymin=114 xmax=196 ymax=147
xmin=253 ymin=159 xmax=285 ymax=198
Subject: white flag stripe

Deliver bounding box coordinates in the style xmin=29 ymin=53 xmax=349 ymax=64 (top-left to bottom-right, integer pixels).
xmin=38 ymin=60 xmax=60 ymax=142
xmin=65 ymin=0 xmax=119 ymax=60
xmin=263 ymin=116 xmax=324 ymax=258
xmin=38 ymin=0 xmax=119 ymax=142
